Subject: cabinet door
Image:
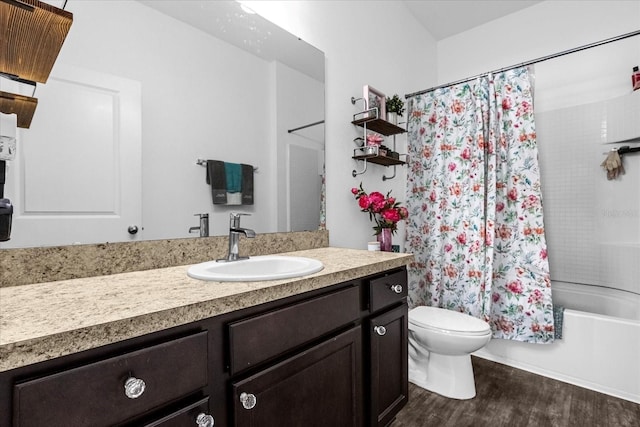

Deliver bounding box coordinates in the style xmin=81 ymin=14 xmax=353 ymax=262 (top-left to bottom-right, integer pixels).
xmin=369 ymin=304 xmax=408 ymax=427
xmin=232 ymin=327 xmax=362 ymax=427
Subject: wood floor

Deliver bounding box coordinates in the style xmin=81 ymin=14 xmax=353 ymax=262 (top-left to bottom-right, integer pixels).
xmin=392 ymin=357 xmax=640 ymax=427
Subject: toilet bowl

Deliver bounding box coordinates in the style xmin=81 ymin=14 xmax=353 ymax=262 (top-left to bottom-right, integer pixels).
xmin=408 ymin=306 xmax=492 ymax=400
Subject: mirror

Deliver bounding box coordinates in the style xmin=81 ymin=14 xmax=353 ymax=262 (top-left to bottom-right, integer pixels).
xmin=1 ymin=0 xmax=325 ymax=248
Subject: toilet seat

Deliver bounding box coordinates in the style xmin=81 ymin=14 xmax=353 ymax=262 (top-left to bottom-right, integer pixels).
xmin=409 ymin=306 xmax=491 ymax=336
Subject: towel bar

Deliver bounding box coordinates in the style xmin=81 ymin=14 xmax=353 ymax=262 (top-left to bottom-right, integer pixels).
xmin=196 ymin=159 xmax=258 ymax=172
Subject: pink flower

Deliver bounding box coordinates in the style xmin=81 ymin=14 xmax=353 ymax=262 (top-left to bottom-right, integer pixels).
xmin=457 ymin=232 xmax=467 ymax=245
xmin=351 ymin=184 xmax=408 ymax=235
xmin=507 ymin=280 xmax=523 ymax=294
xmin=496 ymin=201 xmax=505 ymax=212
xmin=461 ymin=148 xmax=471 ymax=160
xmin=358 ymin=195 xmax=370 ymax=210
xmin=540 ymin=248 xmax=548 ymax=260
xmin=502 ymin=97 xmax=512 ymax=110
xmin=444 ymin=243 xmax=453 ymax=252
xmin=382 ymin=209 xmax=400 ymax=222
xmin=508 ymin=187 xmax=518 ymax=202
xmin=368 ymin=192 xmax=386 ymax=212
xmin=448 ymin=162 xmax=457 ymax=172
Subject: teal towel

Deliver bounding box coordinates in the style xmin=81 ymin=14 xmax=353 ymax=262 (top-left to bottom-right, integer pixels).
xmin=225 ymin=162 xmax=242 ymax=193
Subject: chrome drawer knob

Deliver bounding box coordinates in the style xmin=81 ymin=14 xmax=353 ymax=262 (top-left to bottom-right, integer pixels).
xmin=374 ymin=325 xmax=387 ymax=336
xmin=390 ymin=284 xmax=403 ymax=294
xmin=196 ymin=413 xmax=215 ymax=427
xmin=124 ymin=376 xmax=146 ymax=399
xmin=240 ymin=392 xmax=257 ymax=409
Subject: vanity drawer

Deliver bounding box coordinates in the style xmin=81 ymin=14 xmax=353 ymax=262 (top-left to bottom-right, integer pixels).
xmin=145 ymin=396 xmax=211 ymax=427
xmin=13 ymin=331 xmax=208 ymax=427
xmin=369 ymin=269 xmax=407 ymax=313
xmin=228 ymin=285 xmax=360 ymax=375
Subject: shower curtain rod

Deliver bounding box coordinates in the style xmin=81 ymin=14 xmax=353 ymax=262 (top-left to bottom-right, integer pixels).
xmin=405 ymin=29 xmax=640 ymax=99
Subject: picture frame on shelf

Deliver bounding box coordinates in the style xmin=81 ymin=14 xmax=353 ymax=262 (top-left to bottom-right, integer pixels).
xmin=363 ymin=85 xmax=386 ymax=120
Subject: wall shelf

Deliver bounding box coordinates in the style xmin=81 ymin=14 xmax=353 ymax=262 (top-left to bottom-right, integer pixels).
xmin=0 ymin=0 xmax=73 ymax=84
xmin=0 ymin=91 xmax=37 ymax=128
xmin=351 ymin=115 xmax=406 ymax=136
xmin=352 ymin=152 xmax=406 ymax=166
xmin=351 ymin=97 xmax=407 ymax=179
xmin=0 ymin=0 xmax=73 ymax=128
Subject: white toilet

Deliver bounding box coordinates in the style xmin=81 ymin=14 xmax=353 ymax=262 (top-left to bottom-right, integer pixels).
xmin=408 ymin=306 xmax=492 ymax=400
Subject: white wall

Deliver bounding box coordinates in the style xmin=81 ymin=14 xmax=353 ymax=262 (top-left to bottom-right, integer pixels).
xmin=436 ymin=1 xmax=640 ymax=86
xmin=243 ymin=1 xmax=437 ymax=250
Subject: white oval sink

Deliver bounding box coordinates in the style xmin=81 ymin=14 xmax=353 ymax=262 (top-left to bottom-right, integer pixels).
xmin=187 ymin=255 xmax=324 ymax=282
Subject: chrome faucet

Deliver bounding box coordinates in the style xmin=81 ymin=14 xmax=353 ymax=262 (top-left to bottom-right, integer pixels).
xmin=189 ymin=213 xmax=209 ymax=237
xmin=218 ymin=212 xmax=256 ymax=262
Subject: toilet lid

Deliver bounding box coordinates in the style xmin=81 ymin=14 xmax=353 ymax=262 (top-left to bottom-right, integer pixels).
xmin=409 ymin=306 xmax=491 ymax=335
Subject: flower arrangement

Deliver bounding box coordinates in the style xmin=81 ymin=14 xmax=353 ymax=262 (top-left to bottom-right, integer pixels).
xmin=351 ymin=183 xmax=408 ymax=235
xmin=386 ymin=94 xmax=405 ymax=116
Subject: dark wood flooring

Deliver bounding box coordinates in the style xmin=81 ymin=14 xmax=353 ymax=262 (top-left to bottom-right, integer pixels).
xmin=392 ymin=356 xmax=640 ymax=427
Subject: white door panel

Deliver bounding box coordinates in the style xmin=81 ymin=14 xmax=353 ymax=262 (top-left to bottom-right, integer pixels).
xmin=2 ymin=64 xmax=142 ymax=248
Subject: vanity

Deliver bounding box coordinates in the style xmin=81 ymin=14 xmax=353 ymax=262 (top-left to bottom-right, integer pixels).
xmin=0 ymin=247 xmax=412 ymax=426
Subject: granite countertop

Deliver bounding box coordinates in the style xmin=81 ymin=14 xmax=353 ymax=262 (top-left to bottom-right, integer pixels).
xmin=0 ymin=247 xmax=413 ymax=372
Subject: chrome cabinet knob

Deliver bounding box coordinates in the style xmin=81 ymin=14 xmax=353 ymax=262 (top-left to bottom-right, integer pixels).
xmin=124 ymin=376 xmax=146 ymax=399
xmin=374 ymin=325 xmax=387 ymax=336
xmin=239 ymin=392 xmax=257 ymax=409
xmin=389 ymin=284 xmax=403 ymax=294
xmin=196 ymin=413 xmax=215 ymax=427
xmin=128 ymin=225 xmax=139 ymax=235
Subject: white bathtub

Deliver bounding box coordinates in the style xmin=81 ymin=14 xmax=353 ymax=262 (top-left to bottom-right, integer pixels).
xmin=475 ymin=281 xmax=640 ymax=403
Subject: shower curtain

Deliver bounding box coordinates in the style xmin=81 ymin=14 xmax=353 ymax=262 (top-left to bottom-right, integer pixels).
xmin=405 ymin=66 xmax=554 ymax=343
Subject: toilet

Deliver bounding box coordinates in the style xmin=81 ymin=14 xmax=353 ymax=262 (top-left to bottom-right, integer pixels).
xmin=408 ymin=306 xmax=492 ymax=400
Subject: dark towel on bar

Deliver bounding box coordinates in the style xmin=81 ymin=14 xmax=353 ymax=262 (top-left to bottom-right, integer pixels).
xmin=0 ymin=160 xmax=5 ymax=198
xmin=553 ymin=305 xmax=565 ymax=339
xmin=241 ymin=163 xmax=254 ymax=205
xmin=206 ymin=160 xmax=227 ymax=204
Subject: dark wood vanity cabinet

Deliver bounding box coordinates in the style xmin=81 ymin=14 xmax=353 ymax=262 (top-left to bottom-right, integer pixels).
xmin=0 ymin=267 xmax=408 ymax=427
xmin=366 ymin=269 xmax=409 ymax=427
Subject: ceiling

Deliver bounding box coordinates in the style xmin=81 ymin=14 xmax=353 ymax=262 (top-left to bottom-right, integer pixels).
xmin=403 ymin=0 xmax=543 ymax=41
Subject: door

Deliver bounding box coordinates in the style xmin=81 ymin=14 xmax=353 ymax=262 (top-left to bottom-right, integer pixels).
xmin=232 ymin=327 xmax=362 ymax=427
xmin=3 ymin=63 xmax=142 ymax=248
xmin=369 ymin=304 xmax=409 ymax=427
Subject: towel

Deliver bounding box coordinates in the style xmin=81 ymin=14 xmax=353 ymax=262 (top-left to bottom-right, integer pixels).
xmin=206 ymin=160 xmax=227 ymax=204
xmin=600 ymin=150 xmax=625 ymax=180
xmin=0 ymin=160 xmax=5 ymax=198
xmin=553 ymin=305 xmax=565 ymax=340
xmin=224 ymin=162 xmax=242 ymax=193
xmin=241 ymin=163 xmax=254 ymax=205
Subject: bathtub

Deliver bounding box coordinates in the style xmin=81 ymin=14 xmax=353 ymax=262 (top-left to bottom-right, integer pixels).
xmin=474 ymin=281 xmax=640 ymax=403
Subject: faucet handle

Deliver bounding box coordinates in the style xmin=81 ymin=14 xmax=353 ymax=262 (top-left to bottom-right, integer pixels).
xmin=230 ymin=212 xmax=251 ymax=227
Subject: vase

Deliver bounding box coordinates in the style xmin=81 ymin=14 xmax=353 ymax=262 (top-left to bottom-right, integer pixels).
xmin=387 ymin=112 xmax=398 ymax=125
xmin=377 ymin=228 xmax=393 ymax=252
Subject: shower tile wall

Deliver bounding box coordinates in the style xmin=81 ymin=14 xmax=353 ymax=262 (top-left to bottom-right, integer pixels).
xmin=536 ymin=92 xmax=640 ymax=296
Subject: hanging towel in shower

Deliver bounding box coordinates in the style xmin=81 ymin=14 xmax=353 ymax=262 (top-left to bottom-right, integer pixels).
xmin=241 ymin=163 xmax=254 ymax=205
xmin=553 ymin=305 xmax=565 ymax=339
xmin=206 ymin=160 xmax=227 ymax=204
xmin=600 ymin=150 xmax=625 ymax=180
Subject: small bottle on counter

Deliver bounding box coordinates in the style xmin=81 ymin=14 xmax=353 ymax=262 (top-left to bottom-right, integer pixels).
xmin=633 ymin=66 xmax=640 ymax=91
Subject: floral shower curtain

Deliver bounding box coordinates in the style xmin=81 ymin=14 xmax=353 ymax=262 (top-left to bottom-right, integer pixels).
xmin=405 ymin=66 xmax=554 ymax=343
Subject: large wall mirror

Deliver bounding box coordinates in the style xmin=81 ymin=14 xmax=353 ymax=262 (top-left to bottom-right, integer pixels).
xmin=1 ymin=0 xmax=325 ymax=249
